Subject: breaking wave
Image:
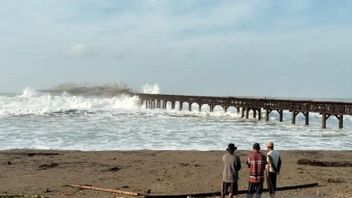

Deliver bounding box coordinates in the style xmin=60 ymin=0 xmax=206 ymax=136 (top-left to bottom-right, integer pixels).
xmin=0 ymin=86 xmax=351 ymax=150
xmin=0 ymin=87 xmax=141 ymax=116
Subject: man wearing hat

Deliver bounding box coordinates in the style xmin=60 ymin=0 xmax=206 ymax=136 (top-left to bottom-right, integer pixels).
xmin=246 ymin=143 xmax=266 ymax=198
xmin=221 ymin=143 xmax=241 ymax=198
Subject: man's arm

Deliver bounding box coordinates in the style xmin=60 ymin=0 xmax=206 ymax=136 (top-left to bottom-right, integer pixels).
xmin=235 ymin=156 xmax=241 ymax=171
xmin=277 ymin=156 xmax=282 ymax=174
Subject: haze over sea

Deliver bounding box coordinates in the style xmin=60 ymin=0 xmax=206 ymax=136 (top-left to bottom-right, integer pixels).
xmin=0 ymin=85 xmax=351 ymax=151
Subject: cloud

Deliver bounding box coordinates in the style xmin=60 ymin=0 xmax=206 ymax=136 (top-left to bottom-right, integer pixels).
xmin=69 ymin=43 xmax=94 ymax=57
xmin=1 ymin=0 xmax=352 ymax=97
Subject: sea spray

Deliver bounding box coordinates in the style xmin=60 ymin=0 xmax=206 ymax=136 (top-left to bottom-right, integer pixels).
xmin=142 ymin=83 xmax=160 ymax=94
xmin=0 ymin=88 xmax=141 ymax=116
xmin=0 ymin=87 xmax=351 ymax=150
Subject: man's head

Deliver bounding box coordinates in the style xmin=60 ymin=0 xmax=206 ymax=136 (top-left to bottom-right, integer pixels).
xmin=266 ymin=142 xmax=274 ymax=150
xmin=252 ymin=143 xmax=260 ymax=151
xmin=226 ymin=143 xmax=237 ymax=153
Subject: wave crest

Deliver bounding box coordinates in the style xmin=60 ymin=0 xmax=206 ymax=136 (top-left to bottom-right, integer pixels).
xmin=0 ymin=88 xmax=141 ymax=116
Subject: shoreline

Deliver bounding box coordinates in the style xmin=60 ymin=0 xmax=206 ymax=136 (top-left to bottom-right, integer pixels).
xmin=1 ymin=150 xmax=351 ymax=197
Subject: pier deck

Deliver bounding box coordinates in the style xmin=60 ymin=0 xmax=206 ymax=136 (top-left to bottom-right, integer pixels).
xmin=137 ymin=93 xmax=352 ymax=129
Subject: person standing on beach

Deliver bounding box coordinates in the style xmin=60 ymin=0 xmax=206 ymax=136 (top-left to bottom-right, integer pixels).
xmin=221 ymin=143 xmax=241 ymax=198
xmin=246 ymin=143 xmax=266 ymax=198
xmin=266 ymin=142 xmax=281 ymax=198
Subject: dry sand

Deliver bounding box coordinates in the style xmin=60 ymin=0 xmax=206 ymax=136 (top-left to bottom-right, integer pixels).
xmin=0 ymin=150 xmax=351 ymax=198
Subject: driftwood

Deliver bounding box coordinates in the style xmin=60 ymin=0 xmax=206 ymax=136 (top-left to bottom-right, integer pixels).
xmin=68 ymin=184 xmax=141 ymax=196
xmin=297 ymin=159 xmax=352 ymax=167
xmin=144 ymin=183 xmax=318 ymax=198
xmin=38 ymin=162 xmax=59 ymax=170
xmin=68 ymin=182 xmax=318 ymax=197
xmin=0 ymin=152 xmax=60 ymax=156
xmin=0 ymin=195 xmax=47 ymax=198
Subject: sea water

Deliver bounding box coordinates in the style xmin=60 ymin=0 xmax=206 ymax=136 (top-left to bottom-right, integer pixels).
xmin=0 ymin=88 xmax=351 ymax=151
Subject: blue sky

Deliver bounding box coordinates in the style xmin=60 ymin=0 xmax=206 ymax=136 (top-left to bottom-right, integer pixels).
xmin=0 ymin=0 xmax=352 ymax=98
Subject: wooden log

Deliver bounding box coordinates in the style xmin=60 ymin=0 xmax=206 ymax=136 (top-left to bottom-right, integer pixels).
xmin=0 ymin=195 xmax=30 ymax=198
xmin=297 ymin=159 xmax=352 ymax=167
xmin=144 ymin=183 xmax=318 ymax=198
xmin=0 ymin=152 xmax=60 ymax=156
xmin=68 ymin=184 xmax=141 ymax=196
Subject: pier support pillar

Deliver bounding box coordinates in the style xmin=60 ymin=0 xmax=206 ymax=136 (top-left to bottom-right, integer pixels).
xmin=257 ymin=108 xmax=262 ymax=120
xmin=292 ymin=111 xmax=298 ymax=124
xmin=171 ymin=101 xmax=176 ymax=109
xmin=156 ymin=100 xmax=161 ymax=109
xmin=266 ymin=109 xmax=272 ymax=121
xmin=292 ymin=111 xmax=309 ymax=125
xmin=179 ymin=102 xmax=183 ymax=111
xmin=198 ymin=104 xmax=202 ymax=112
xmin=188 ymin=103 xmax=192 ymax=111
xmin=151 ymin=100 xmax=155 ymax=109
xmin=322 ymin=113 xmax=330 ymax=129
xmin=322 ymin=113 xmax=343 ymax=129
xmin=246 ymin=107 xmax=250 ymax=119
xmin=241 ymin=107 xmax=245 ymax=118
xmin=252 ymin=108 xmax=257 ymax=119
xmin=278 ymin=110 xmax=283 ymax=122
xmin=210 ymin=105 xmax=215 ymax=112
xmin=236 ymin=107 xmax=240 ymax=114
xmin=304 ymin=112 xmax=309 ymax=125
xmin=162 ymin=101 xmax=167 ymax=109
xmin=335 ymin=114 xmax=344 ymax=129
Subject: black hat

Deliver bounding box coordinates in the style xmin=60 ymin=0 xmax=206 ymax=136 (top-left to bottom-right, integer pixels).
xmin=227 ymin=143 xmax=237 ymax=151
xmin=253 ymin=143 xmax=260 ymax=150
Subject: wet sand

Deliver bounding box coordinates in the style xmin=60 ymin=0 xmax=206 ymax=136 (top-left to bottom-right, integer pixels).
xmin=0 ymin=150 xmax=351 ymax=198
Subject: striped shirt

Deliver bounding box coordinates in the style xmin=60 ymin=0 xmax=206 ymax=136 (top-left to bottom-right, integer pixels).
xmin=247 ymin=151 xmax=266 ymax=183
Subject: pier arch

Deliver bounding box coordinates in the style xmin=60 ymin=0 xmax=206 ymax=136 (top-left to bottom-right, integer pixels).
xmin=138 ymin=93 xmax=352 ymax=129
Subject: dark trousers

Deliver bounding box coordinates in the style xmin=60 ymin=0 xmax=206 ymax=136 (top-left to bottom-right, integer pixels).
xmin=246 ymin=182 xmax=263 ymax=198
xmin=221 ymin=181 xmax=238 ymax=198
xmin=266 ymin=172 xmax=277 ymax=197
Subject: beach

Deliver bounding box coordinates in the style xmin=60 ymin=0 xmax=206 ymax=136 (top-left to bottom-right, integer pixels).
xmin=0 ymin=150 xmax=351 ymax=198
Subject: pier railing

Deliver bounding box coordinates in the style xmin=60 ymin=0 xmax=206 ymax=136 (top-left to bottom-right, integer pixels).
xmin=136 ymin=93 xmax=352 ymax=129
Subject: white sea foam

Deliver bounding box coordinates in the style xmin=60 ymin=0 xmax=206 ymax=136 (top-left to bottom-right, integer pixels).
xmin=0 ymin=88 xmax=141 ymax=116
xmin=142 ymin=83 xmax=160 ymax=94
xmin=0 ymin=87 xmax=351 ymax=150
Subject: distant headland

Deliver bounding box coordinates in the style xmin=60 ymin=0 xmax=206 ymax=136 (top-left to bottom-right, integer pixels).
xmin=40 ymin=83 xmax=134 ymax=96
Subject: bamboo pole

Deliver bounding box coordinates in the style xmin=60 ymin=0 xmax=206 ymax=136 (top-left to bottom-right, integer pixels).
xmin=68 ymin=184 xmax=140 ymax=196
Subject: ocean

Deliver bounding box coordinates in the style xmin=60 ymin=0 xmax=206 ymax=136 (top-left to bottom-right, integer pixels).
xmin=0 ymin=88 xmax=351 ymax=151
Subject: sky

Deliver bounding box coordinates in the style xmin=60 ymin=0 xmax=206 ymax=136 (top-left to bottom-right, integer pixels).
xmin=0 ymin=0 xmax=352 ymax=98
